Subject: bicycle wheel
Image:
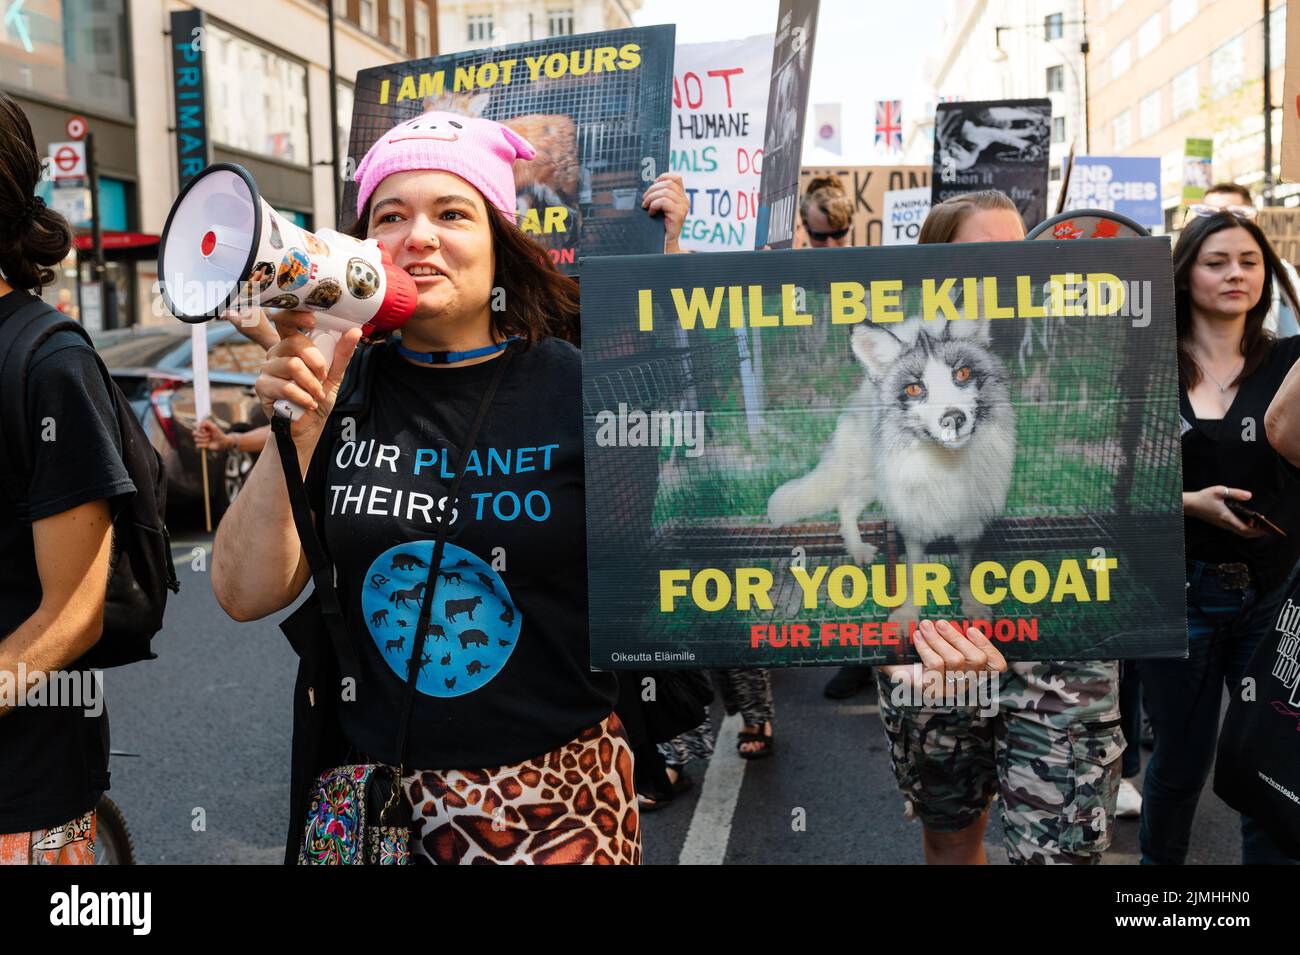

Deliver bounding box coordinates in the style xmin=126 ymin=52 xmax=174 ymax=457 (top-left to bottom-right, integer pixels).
xmin=94 ymin=794 xmax=136 ymax=865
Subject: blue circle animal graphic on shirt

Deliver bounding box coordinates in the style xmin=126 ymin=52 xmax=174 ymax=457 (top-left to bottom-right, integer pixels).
xmin=361 ymin=541 xmax=520 ymax=698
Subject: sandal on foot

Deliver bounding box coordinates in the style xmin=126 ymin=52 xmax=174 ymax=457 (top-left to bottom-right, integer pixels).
xmin=737 ymin=726 xmax=774 ymax=760
xmin=637 ymin=791 xmax=674 ymax=813
xmin=666 ymin=766 xmax=693 ymax=795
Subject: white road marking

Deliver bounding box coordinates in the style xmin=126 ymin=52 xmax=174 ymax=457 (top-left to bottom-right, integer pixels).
xmin=678 ymin=713 xmax=747 ymax=866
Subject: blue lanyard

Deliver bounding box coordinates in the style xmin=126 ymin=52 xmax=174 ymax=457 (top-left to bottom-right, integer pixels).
xmin=395 ymin=336 xmax=520 ymax=365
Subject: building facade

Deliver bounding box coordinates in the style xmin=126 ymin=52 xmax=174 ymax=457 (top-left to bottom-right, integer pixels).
xmin=1086 ymin=0 xmax=1291 ymax=228
xmin=1 ymin=0 xmax=436 ymax=329
xmin=907 ymin=0 xmax=1088 ymax=212
xmin=436 ymin=0 xmax=639 ymax=53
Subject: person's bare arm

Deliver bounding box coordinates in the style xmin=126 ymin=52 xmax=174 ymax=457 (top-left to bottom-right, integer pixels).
xmin=0 ymin=500 xmax=114 ymax=718
xmin=1265 ymin=356 xmax=1300 ymax=467
xmin=211 ymin=318 xmax=361 ymax=621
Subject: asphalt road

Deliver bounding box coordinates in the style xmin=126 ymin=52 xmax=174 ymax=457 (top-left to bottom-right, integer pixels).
xmin=102 ymin=520 xmax=1242 ymax=865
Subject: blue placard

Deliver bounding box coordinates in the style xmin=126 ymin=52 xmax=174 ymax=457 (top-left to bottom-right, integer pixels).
xmin=170 ymin=9 xmax=210 ymax=191
xmin=1066 ymin=156 xmax=1161 ymax=227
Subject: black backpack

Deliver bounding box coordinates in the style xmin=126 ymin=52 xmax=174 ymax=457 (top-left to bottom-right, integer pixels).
xmin=0 ymin=296 xmax=180 ymax=668
xmin=1213 ymin=565 xmax=1300 ymax=860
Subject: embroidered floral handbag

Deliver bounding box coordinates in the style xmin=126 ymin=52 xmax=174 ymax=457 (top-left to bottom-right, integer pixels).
xmin=298 ymin=764 xmax=410 ymax=865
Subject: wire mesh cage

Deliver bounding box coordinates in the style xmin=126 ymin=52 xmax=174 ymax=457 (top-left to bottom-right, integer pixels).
xmin=582 ymin=241 xmax=1186 ymax=667
xmin=343 ymin=28 xmax=674 ymax=271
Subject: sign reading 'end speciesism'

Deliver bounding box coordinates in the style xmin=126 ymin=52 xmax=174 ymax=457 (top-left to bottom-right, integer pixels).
xmin=580 ymin=239 xmax=1186 ymax=669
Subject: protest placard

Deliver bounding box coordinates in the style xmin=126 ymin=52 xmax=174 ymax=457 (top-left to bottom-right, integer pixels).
xmin=798 ymin=165 xmax=929 ymax=246
xmin=1258 ymin=206 xmax=1300 ymax=264
xmin=1064 ymin=156 xmax=1161 ymax=226
xmin=580 ymin=239 xmax=1185 ymax=668
xmin=671 ymin=34 xmax=772 ymax=252
xmin=1183 ymin=138 xmax=1213 ymax=202
xmin=1283 ymin=3 xmax=1300 ymax=181
xmin=343 ymin=27 xmax=675 ymax=274
xmin=932 ymin=98 xmax=1051 ymax=229
xmin=881 ymin=187 xmax=930 ymax=245
xmin=754 ymin=0 xmax=820 ymax=249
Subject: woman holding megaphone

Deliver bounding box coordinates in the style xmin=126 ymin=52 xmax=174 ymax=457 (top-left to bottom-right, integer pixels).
xmin=213 ymin=112 xmax=686 ymax=865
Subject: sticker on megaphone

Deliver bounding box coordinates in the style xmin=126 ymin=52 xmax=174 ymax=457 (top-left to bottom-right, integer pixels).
xmin=158 ymin=163 xmax=417 ymax=420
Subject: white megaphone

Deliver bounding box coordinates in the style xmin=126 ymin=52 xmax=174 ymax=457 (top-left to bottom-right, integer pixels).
xmin=157 ymin=163 xmax=417 ymax=420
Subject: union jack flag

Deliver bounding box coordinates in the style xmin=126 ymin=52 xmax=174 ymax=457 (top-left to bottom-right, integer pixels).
xmin=875 ymin=99 xmax=903 ymax=153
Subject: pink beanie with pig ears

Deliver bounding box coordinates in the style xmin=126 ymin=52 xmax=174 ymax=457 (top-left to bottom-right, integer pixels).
xmin=353 ymin=111 xmax=536 ymax=220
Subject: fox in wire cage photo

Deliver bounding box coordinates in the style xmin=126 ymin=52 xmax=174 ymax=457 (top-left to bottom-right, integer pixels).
xmin=580 ymin=242 xmax=1187 ymax=672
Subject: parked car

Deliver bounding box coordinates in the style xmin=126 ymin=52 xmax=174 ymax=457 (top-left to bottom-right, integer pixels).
xmin=93 ymin=323 xmax=269 ymax=520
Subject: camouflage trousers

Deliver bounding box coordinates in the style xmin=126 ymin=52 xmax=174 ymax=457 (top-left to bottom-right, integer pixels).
xmin=875 ymin=660 xmax=1124 ymax=865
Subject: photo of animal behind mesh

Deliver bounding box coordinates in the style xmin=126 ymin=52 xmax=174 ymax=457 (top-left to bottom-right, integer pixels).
xmin=932 ymin=98 xmax=1052 ymax=233
xmin=580 ymin=240 xmax=1188 ymax=670
xmin=342 ymin=26 xmax=675 ymax=275
xmin=423 ymin=90 xmax=583 ymax=263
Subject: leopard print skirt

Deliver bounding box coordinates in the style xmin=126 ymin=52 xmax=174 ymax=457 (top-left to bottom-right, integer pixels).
xmin=402 ymin=712 xmax=641 ymax=865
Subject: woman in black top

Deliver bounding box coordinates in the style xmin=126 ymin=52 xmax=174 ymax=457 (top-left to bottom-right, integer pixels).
xmin=213 ymin=112 xmax=687 ymax=864
xmin=0 ymin=92 xmax=134 ymax=864
xmin=1140 ymin=210 xmax=1300 ymax=865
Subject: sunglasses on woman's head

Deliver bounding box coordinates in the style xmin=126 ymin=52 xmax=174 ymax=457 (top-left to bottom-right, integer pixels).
xmin=806 ymin=226 xmax=850 ymax=242
xmin=1184 ymin=202 xmax=1257 ymax=224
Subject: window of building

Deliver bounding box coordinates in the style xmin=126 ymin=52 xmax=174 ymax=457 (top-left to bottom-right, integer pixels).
xmin=1172 ymin=65 xmax=1198 ymax=118
xmin=1046 ymin=64 xmax=1064 ymax=92
xmin=414 ymin=5 xmax=431 ymax=57
xmin=548 ymin=8 xmax=575 ymax=36
xmin=1137 ymin=13 xmax=1161 ymax=56
xmin=388 ymin=0 xmax=406 ymax=49
xmin=1113 ymin=109 xmax=1132 ymax=151
xmin=1051 ymin=116 xmax=1066 ymax=143
xmin=1210 ymin=35 xmax=1245 ymax=99
xmin=1170 ymin=0 xmax=1197 ymax=32
xmin=1044 ymin=13 xmax=1063 ymax=40
xmin=467 ymin=12 xmax=494 ymax=43
xmin=1139 ymin=90 xmax=1161 ymax=139
xmin=359 ymin=0 xmax=378 ymax=33
xmin=1111 ymin=40 xmax=1131 ymax=81
xmin=206 ymin=23 xmax=310 ymax=165
xmin=0 ymin=0 xmax=132 ymax=117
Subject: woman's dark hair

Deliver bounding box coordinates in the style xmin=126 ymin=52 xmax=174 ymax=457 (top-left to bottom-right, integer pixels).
xmin=918 ymin=189 xmax=1021 ymax=245
xmin=1172 ymin=211 xmax=1294 ymax=390
xmin=0 ymin=91 xmax=74 ymax=291
xmin=348 ymin=194 xmax=579 ymax=344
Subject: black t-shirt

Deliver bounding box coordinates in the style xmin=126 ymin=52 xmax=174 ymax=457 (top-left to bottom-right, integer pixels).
xmin=305 ymin=336 xmax=616 ymax=769
xmin=1181 ymin=334 xmax=1300 ymax=593
xmin=0 ymin=290 xmax=135 ymax=833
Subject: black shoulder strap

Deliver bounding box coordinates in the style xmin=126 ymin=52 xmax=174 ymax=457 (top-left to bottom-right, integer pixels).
xmin=273 ymin=413 xmax=363 ymax=688
xmin=0 ymin=298 xmax=94 ymax=512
